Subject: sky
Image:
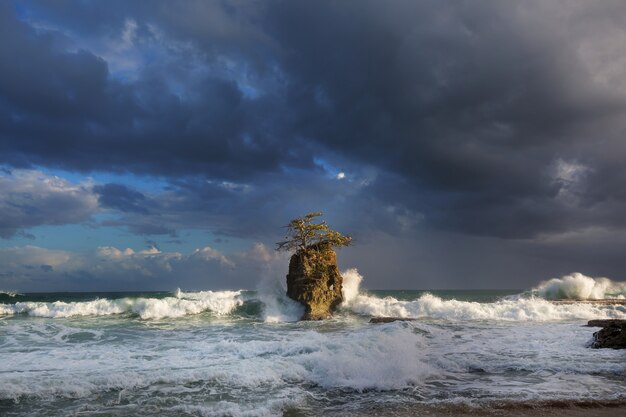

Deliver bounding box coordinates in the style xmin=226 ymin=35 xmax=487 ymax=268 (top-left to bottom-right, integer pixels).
xmin=2 ymin=0 xmax=626 ymax=292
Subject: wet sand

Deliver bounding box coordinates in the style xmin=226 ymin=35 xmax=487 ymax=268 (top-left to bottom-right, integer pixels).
xmin=423 ymin=404 xmax=626 ymax=417
xmin=314 ymin=400 xmax=626 ymax=417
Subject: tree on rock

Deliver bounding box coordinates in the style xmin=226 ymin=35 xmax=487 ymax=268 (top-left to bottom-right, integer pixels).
xmin=277 ymin=212 xmax=352 ymax=321
xmin=276 ymin=212 xmax=352 ymax=253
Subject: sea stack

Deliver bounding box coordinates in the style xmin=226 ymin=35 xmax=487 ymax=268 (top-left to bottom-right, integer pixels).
xmin=286 ymin=243 xmax=343 ymax=320
xmin=276 ymin=212 xmax=352 ymax=320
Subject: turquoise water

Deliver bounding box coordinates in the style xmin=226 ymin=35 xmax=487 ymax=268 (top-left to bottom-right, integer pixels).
xmin=1 ymin=277 xmax=625 ymax=416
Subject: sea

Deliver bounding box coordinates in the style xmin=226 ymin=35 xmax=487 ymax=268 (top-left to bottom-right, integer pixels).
xmin=1 ymin=270 xmax=625 ymax=416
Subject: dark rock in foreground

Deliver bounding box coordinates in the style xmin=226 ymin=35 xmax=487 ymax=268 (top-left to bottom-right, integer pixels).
xmin=286 ymin=243 xmax=343 ymax=320
xmin=588 ymin=319 xmax=626 ymax=349
xmin=587 ymin=319 xmax=626 ymax=327
xmin=369 ymin=317 xmax=417 ymax=324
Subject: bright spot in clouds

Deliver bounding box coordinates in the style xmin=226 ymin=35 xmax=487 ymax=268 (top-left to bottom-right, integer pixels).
xmin=336 ymin=172 xmax=345 ymax=180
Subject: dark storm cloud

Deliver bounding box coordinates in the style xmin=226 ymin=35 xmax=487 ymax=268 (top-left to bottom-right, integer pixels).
xmin=0 ymin=1 xmax=300 ymax=180
xmin=93 ymin=183 xmax=149 ymax=214
xmin=261 ymin=0 xmax=626 ymax=238
xmin=98 ymin=169 xmax=415 ymax=241
xmin=2 ymin=1 xmax=626 ymax=241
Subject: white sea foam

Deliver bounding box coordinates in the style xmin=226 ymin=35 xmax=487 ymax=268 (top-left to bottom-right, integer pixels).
xmin=171 ymin=397 xmax=304 ymax=417
xmin=256 ymin=274 xmax=304 ymax=322
xmin=134 ymin=290 xmax=243 ymax=319
xmin=2 ymin=291 xmax=624 ymax=414
xmin=297 ymin=325 xmax=435 ymax=391
xmin=0 ymin=289 xmax=21 ymax=297
xmin=4 ymin=313 xmax=620 ymax=408
xmin=348 ymin=292 xmax=626 ymax=321
xmin=340 ymin=270 xmax=626 ymax=321
xmin=0 ymin=320 xmax=434 ymax=404
xmin=2 ymin=270 xmax=626 ymax=414
xmin=0 ymin=290 xmax=243 ymax=319
xmin=341 ymin=268 xmax=362 ymax=304
xmin=534 ymin=272 xmax=626 ymax=300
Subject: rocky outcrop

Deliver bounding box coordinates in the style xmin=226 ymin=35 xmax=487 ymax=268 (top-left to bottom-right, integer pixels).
xmin=286 ymin=243 xmax=343 ymax=320
xmin=588 ymin=319 xmax=626 ymax=349
xmin=369 ymin=317 xmax=416 ymax=324
xmin=587 ymin=319 xmax=626 ymax=327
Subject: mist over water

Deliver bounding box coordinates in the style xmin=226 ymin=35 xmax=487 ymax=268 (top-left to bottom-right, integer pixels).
xmin=1 ymin=271 xmax=625 ymax=416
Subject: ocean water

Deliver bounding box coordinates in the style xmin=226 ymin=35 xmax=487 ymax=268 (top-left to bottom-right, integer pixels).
xmin=1 ymin=270 xmax=625 ymax=416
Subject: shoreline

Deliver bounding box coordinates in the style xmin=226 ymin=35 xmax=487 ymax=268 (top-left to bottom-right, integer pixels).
xmin=317 ymin=400 xmax=626 ymax=417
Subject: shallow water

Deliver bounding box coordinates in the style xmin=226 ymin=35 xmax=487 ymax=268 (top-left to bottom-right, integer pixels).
xmin=1 ymin=271 xmax=625 ymax=416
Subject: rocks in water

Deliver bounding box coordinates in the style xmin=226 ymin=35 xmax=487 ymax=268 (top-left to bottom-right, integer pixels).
xmin=587 ymin=319 xmax=626 ymax=327
xmin=286 ymin=243 xmax=343 ymax=320
xmin=369 ymin=317 xmax=416 ymax=324
xmin=588 ymin=319 xmax=626 ymax=349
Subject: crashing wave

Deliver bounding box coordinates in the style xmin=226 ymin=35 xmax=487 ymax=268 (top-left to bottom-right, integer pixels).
xmin=2 ymin=271 xmax=625 ymax=322
xmin=340 ymin=270 xmax=626 ymax=322
xmin=0 ymin=290 xmax=244 ymax=319
xmin=533 ymin=272 xmax=626 ymax=300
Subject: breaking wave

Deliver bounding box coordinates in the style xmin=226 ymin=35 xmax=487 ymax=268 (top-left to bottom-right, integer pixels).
xmin=345 ymin=293 xmax=626 ymax=321
xmin=2 ymin=270 xmax=625 ymax=415
xmin=255 ymin=274 xmax=304 ymax=323
xmin=0 ymin=320 xmax=435 ymax=405
xmin=341 ymin=270 xmax=626 ymax=322
xmin=533 ymin=272 xmax=626 ymax=300
xmin=341 ymin=268 xmax=362 ymax=304
xmin=2 ymin=271 xmax=625 ymax=322
xmin=0 ymin=290 xmax=244 ymax=319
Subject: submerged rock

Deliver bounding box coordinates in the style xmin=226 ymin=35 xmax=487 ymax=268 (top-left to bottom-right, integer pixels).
xmin=286 ymin=243 xmax=343 ymax=320
xmin=369 ymin=317 xmax=417 ymax=324
xmin=588 ymin=319 xmax=626 ymax=349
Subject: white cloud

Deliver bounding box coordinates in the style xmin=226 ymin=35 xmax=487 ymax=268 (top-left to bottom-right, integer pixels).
xmin=120 ymin=19 xmax=138 ymax=49
xmin=0 ymin=245 xmax=85 ymax=290
xmin=190 ymin=247 xmax=235 ymax=267
xmin=552 ymin=159 xmax=590 ymax=204
xmin=0 ymin=245 xmax=81 ymax=270
xmin=0 ymin=244 xmax=284 ymax=292
xmin=236 ymin=243 xmax=285 ymax=264
xmin=554 ymin=159 xmax=588 ymax=184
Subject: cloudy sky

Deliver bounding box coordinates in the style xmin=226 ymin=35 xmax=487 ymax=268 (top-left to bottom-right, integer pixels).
xmin=2 ymin=0 xmax=626 ymax=291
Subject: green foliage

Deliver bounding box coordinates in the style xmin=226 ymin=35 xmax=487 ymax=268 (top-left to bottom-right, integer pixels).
xmin=276 ymin=212 xmax=352 ymax=253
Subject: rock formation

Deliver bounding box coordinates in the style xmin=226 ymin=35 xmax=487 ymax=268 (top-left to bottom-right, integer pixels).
xmin=588 ymin=319 xmax=626 ymax=349
xmin=286 ymin=243 xmax=343 ymax=320
xmin=369 ymin=317 xmax=416 ymax=324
